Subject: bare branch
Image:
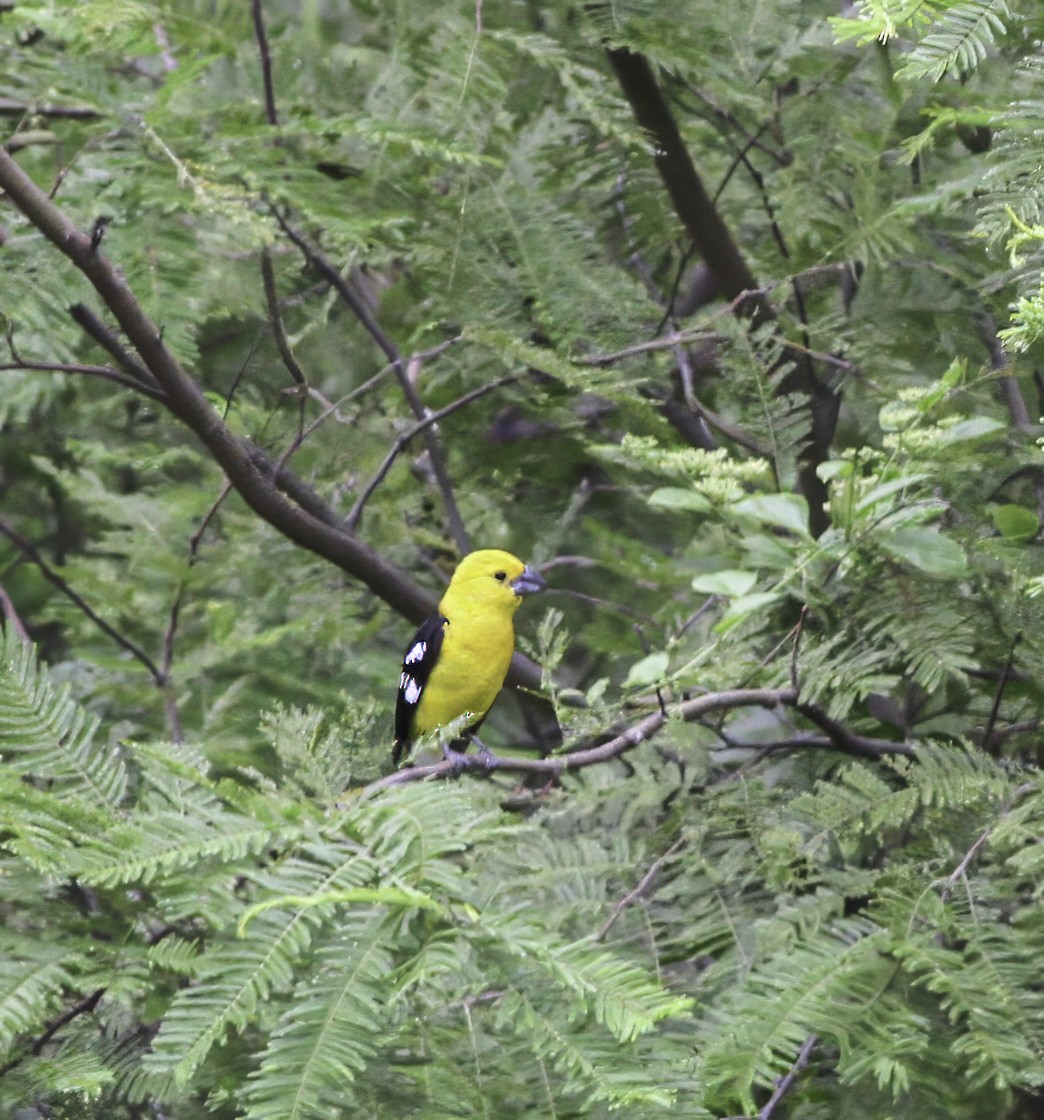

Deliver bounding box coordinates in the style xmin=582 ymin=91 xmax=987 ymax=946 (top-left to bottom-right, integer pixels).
xmin=68 ymin=302 xmax=158 ymax=386
xmin=793 ymin=699 xmax=914 ymax=760
xmin=605 ymin=47 xmax=836 ymax=536
xmin=347 ymin=374 xmax=515 ymax=531
xmin=757 ymin=1034 xmax=818 ymax=1120
xmin=271 ymin=209 xmax=471 ymax=552
xmin=0 ymin=517 xmax=165 ymax=682
xmin=595 ymin=837 xmax=687 ymax=941
xmin=0 ymin=357 xmax=167 ymax=400
xmin=0 ymin=581 xmax=31 ymax=646
xmin=0 ymin=149 xmax=546 ymax=694
xmin=364 ymin=686 xmax=915 ymax=793
xmin=0 ymin=148 xmax=434 ymax=623
xmin=159 ymin=481 xmax=234 ymax=744
xmin=251 ymin=0 xmax=279 ymax=126
xmin=260 ymin=248 xmax=306 ymax=387
xmin=605 ymin=47 xmax=769 ymax=324
xmin=977 ymin=311 xmax=1032 ymax=430
xmin=0 ymin=987 xmax=106 ymax=1080
xmin=0 ymin=98 xmax=104 ymax=120
xmin=939 ymin=781 xmax=1036 ymax=905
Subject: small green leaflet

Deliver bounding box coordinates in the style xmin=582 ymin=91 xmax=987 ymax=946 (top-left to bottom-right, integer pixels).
xmin=879 ymin=527 xmax=967 ymax=577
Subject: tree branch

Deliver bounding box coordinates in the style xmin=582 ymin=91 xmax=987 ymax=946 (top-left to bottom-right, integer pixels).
xmin=757 ymin=1033 xmax=818 ymax=1120
xmin=0 ymin=98 xmax=104 ymax=120
xmin=0 ymin=516 xmax=165 ymax=682
xmin=595 ymin=836 xmax=687 ymax=941
xmin=0 ymin=148 xmax=546 ymax=693
xmin=251 ymin=0 xmax=279 ymax=127
xmin=68 ymin=302 xmax=158 ymax=386
xmin=605 ymin=47 xmax=837 ymax=537
xmin=347 ymin=374 xmax=516 ymax=531
xmin=271 ymin=209 xmax=471 ymax=553
xmin=0 ymin=987 xmax=106 ymax=1079
xmin=0 ymin=357 xmax=166 ymax=400
xmin=365 ymin=686 xmax=916 ymax=792
xmin=605 ymin=47 xmax=770 ymax=325
xmin=0 ymin=148 xmax=431 ymax=621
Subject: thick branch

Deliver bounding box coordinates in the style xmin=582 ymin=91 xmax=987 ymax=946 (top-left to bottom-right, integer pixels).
xmin=0 ymin=98 xmax=104 ymax=120
xmin=605 ymin=48 xmax=837 ymax=537
xmin=0 ymin=149 xmax=545 ymax=691
xmin=0 ymin=149 xmax=430 ymax=618
xmin=606 ymin=47 xmax=770 ymax=326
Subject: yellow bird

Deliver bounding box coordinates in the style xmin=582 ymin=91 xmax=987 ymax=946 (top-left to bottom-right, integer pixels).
xmin=393 ymin=549 xmax=546 ymax=765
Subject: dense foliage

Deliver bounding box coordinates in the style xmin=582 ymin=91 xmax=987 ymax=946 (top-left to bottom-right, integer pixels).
xmin=1 ymin=1 xmax=1041 ymax=1117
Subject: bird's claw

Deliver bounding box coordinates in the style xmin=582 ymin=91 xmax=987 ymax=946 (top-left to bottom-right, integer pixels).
xmin=441 ymin=741 xmax=471 ymax=773
xmin=474 ymin=738 xmax=498 ymax=770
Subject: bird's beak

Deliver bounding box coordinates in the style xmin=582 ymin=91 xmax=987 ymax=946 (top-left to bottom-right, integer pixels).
xmin=511 ymin=565 xmax=547 ymax=597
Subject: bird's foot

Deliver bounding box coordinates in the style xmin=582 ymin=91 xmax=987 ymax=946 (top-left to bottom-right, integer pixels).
xmin=441 ymin=741 xmax=472 ymax=774
xmin=471 ymin=735 xmax=498 ymax=771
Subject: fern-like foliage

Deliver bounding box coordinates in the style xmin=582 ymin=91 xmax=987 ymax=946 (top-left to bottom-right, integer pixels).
xmin=1 ymin=1 xmax=1043 ymax=1117
xmin=0 ymin=629 xmax=127 ymax=807
xmin=899 ymin=0 xmax=1010 ymax=82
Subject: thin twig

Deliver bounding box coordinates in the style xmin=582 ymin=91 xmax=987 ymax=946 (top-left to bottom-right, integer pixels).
xmin=0 ymin=581 xmax=31 ymax=646
xmin=159 ymin=480 xmax=233 ymax=744
xmin=347 ymin=374 xmax=516 ymax=530
xmin=0 ymin=518 xmax=165 ymax=682
xmin=259 ymin=247 xmax=309 ymax=460
xmin=938 ymin=781 xmax=1036 ymax=905
xmin=260 ymin=248 xmax=306 ymax=386
xmin=982 ymin=634 xmax=1020 ymax=751
xmin=271 ymin=209 xmax=471 ymax=552
xmin=251 ymin=0 xmax=279 ymax=126
xmin=596 ymin=837 xmax=687 ymax=941
xmin=0 ymin=987 xmax=106 ymax=1078
xmin=0 ymin=358 xmax=166 ymax=400
xmin=757 ymin=1033 xmax=818 ymax=1120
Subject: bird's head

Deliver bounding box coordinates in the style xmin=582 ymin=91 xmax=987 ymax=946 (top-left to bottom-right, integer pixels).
xmin=443 ymin=549 xmax=547 ymax=613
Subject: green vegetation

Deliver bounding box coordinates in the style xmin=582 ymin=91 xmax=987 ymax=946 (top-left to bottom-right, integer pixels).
xmin=0 ymin=1 xmax=1041 ymax=1116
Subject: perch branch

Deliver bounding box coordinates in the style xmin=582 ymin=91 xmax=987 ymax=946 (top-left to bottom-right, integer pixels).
xmin=364 ymin=686 xmax=916 ymax=793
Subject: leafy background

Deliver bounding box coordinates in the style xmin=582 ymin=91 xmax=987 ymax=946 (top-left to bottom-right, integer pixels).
xmin=0 ymin=1 xmax=1042 ymax=1117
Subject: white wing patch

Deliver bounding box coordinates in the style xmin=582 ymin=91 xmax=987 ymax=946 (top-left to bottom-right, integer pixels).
xmin=404 ymin=641 xmax=427 ymax=665
xmin=402 ymin=675 xmax=422 ymax=705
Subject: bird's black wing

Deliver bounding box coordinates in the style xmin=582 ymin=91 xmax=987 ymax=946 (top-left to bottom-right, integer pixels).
xmin=393 ymin=613 xmax=447 ymax=764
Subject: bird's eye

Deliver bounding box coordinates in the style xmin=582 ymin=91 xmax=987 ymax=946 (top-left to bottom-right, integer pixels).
xmin=493 ymin=571 xmax=507 ymax=582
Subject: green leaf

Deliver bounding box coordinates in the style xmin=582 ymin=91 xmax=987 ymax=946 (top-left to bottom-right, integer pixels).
xmin=691 ymin=569 xmax=758 ymax=597
xmin=879 ymin=528 xmax=967 ymax=576
xmin=939 ymin=417 xmax=1005 ymax=444
xmin=856 ymin=474 xmax=929 ymax=513
xmin=649 ymin=487 xmax=711 ymax=512
xmin=624 ymin=651 xmax=670 ymax=688
xmin=733 ymin=494 xmax=811 ymax=538
xmin=717 ymin=591 xmax=784 ymax=631
xmin=991 ymin=504 xmax=1039 ymax=541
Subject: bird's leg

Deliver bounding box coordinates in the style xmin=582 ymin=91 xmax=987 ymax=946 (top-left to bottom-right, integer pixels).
xmin=469 ymin=733 xmax=498 ymax=770
xmin=441 ymin=739 xmax=472 ymax=773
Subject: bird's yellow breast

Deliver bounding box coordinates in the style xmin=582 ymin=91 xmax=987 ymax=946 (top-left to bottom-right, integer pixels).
xmin=412 ymin=610 xmax=515 ymax=734
xmin=411 ymin=552 xmax=525 ymax=735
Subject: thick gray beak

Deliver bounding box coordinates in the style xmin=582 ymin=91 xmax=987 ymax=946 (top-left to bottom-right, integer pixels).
xmin=511 ymin=565 xmax=547 ymax=597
